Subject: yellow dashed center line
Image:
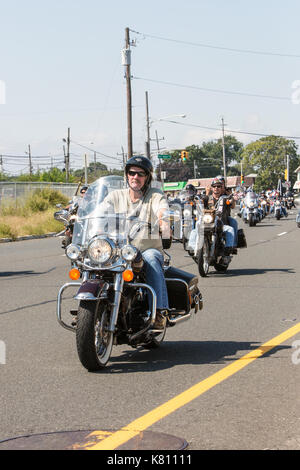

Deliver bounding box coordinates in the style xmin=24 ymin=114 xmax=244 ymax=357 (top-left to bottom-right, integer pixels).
xmin=86 ymin=322 xmax=300 ymax=450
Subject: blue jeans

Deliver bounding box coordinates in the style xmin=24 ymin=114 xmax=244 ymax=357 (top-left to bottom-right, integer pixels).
xmin=142 ymin=249 xmax=169 ymax=310
xmin=223 ymin=224 xmax=235 ymax=248
xmin=228 ymin=216 xmax=238 ymax=247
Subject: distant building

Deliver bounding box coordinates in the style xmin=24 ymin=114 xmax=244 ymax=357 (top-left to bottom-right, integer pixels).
xmin=163 ymin=181 xmax=186 ymax=196
xmin=186 ymin=175 xmax=256 ymax=190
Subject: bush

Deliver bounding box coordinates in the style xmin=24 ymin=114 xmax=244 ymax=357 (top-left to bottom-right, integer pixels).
xmin=0 ymin=223 xmax=17 ymax=239
xmin=25 ymin=188 xmax=69 ymax=213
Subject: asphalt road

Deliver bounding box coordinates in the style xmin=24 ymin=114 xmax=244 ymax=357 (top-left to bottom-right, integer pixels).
xmin=0 ymin=209 xmax=300 ymax=450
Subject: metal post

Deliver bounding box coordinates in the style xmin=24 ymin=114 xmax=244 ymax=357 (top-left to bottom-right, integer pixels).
xmin=125 ymin=28 xmax=133 ymax=159
xmin=221 ymin=117 xmax=227 ymax=183
xmin=145 ymin=91 xmax=151 ymax=160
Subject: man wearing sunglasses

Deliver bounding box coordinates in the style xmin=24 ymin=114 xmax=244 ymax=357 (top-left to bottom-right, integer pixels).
xmin=202 ymin=176 xmax=238 ymax=255
xmin=102 ymin=156 xmax=171 ymax=330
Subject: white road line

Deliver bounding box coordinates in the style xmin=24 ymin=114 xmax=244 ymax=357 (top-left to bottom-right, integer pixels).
xmin=277 ymin=232 xmax=287 ymax=237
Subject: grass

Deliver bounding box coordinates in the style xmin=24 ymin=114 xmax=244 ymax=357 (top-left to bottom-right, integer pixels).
xmin=0 ymin=189 xmax=68 ymax=239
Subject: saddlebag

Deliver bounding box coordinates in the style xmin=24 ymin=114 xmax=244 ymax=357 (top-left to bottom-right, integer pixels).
xmin=237 ymin=228 xmax=247 ymax=248
xmin=165 ymin=266 xmax=201 ymax=312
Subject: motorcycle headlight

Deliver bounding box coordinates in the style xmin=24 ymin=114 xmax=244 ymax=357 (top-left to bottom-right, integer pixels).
xmin=183 ymin=209 xmax=192 ymax=217
xmin=66 ymin=244 xmax=80 ymax=261
xmin=203 ymin=214 xmax=214 ymax=224
xmin=121 ymin=244 xmax=138 ymax=261
xmin=250 ymin=201 xmax=254 ymax=207
xmin=88 ymin=237 xmax=114 ymax=264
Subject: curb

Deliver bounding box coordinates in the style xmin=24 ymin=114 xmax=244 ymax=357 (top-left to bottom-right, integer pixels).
xmin=0 ymin=232 xmax=58 ymax=243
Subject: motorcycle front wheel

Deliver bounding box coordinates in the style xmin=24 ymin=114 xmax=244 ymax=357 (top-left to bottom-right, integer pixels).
xmin=76 ymin=300 xmax=113 ymax=371
xmin=198 ymin=237 xmax=210 ymax=277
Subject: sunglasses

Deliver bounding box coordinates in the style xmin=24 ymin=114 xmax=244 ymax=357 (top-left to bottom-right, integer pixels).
xmin=212 ymin=184 xmax=222 ymax=188
xmin=127 ymin=170 xmax=147 ymax=177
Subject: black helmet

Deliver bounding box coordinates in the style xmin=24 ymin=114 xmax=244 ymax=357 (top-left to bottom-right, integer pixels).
xmin=125 ymin=156 xmax=153 ymax=175
xmin=125 ymin=156 xmax=153 ymax=191
xmin=80 ymin=185 xmax=88 ymax=194
xmin=185 ymin=184 xmax=197 ymax=195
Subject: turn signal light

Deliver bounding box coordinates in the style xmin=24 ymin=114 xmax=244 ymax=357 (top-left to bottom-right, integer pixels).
xmin=122 ymin=270 xmax=134 ymax=282
xmin=226 ymin=200 xmax=231 ymax=205
xmin=69 ymin=268 xmax=80 ymax=280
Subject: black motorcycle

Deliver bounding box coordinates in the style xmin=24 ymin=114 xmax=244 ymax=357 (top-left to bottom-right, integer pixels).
xmin=189 ymin=195 xmax=246 ymax=277
xmin=56 ymin=177 xmax=203 ymax=371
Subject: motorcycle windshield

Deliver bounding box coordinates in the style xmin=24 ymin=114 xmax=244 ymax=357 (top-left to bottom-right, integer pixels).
xmin=244 ymin=193 xmax=258 ymax=206
xmin=72 ymin=177 xmax=164 ymax=251
xmin=77 ymin=175 xmax=125 ymax=219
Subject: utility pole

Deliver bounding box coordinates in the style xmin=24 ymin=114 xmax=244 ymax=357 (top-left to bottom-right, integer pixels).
xmin=0 ymin=155 xmax=3 ymax=173
xmin=221 ymin=117 xmax=227 ymax=182
xmin=145 ymin=91 xmax=151 ymax=160
xmin=66 ymin=127 xmax=70 ymax=182
xmin=123 ymin=28 xmax=133 ymax=160
xmin=84 ymin=154 xmax=88 ymax=185
xmin=155 ymin=130 xmax=166 ymax=187
xmin=94 ymin=151 xmax=97 ymax=174
xmin=286 ymin=154 xmax=290 ymax=183
xmin=63 ymin=128 xmax=70 ymax=182
xmin=28 ymin=144 xmax=33 ymax=177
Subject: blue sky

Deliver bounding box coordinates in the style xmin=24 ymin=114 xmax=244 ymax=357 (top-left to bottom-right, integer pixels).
xmin=1 ymin=0 xmax=300 ymax=174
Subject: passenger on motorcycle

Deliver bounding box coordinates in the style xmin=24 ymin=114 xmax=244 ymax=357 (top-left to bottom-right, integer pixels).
xmin=202 ymin=176 xmax=238 ymax=255
xmin=100 ymin=156 xmax=171 ymax=330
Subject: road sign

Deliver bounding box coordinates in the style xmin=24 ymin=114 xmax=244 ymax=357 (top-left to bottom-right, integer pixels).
xmin=158 ymin=154 xmax=171 ymax=160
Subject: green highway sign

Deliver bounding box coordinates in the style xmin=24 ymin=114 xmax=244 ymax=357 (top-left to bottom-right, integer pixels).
xmin=158 ymin=154 xmax=171 ymax=160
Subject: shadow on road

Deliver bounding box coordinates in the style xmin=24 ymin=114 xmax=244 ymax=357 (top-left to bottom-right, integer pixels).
xmin=210 ymin=267 xmax=295 ymax=277
xmin=99 ymin=340 xmax=291 ymax=374
xmin=0 ymin=268 xmax=56 ymax=278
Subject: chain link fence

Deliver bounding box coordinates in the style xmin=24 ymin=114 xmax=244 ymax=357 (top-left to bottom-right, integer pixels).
xmin=0 ymin=182 xmax=78 ymax=207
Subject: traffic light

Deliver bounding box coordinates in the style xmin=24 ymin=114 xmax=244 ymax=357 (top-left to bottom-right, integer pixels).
xmin=284 ymin=169 xmax=288 ymax=181
xmin=181 ymin=150 xmax=188 ymax=162
xmin=241 ymin=175 xmax=244 ymax=184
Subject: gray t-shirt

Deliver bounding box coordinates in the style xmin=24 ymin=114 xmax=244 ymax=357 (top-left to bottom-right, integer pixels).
xmin=103 ymin=187 xmax=169 ymax=252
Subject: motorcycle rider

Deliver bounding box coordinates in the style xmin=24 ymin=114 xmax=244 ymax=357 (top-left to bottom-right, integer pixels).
xmin=185 ymin=183 xmax=197 ymax=201
xmin=202 ymin=176 xmax=238 ymax=255
xmin=100 ymin=156 xmax=171 ymax=330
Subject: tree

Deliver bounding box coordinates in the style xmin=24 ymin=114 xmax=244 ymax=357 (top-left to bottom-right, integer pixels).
xmin=155 ymin=136 xmax=244 ymax=181
xmin=241 ymin=135 xmax=299 ymax=191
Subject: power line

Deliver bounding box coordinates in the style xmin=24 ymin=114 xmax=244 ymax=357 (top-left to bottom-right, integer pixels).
xmin=70 ymin=140 xmax=123 ymax=163
xmin=158 ymin=118 xmax=300 ymax=140
xmin=130 ymin=29 xmax=300 ymax=59
xmin=133 ymin=76 xmax=290 ymax=102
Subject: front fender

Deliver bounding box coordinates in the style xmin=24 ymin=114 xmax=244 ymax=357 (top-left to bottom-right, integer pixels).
xmin=75 ymin=280 xmax=108 ymax=301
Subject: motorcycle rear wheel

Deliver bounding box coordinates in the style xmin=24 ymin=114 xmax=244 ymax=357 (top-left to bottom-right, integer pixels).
xmin=76 ymin=301 xmax=113 ymax=371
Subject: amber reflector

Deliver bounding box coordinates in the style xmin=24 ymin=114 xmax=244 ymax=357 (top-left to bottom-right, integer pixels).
xmin=122 ymin=270 xmax=134 ymax=282
xmin=69 ymin=268 xmax=80 ymax=280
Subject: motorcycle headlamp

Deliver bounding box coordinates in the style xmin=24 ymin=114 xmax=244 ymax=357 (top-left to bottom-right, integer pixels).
xmin=87 ymin=237 xmax=114 ymax=264
xmin=121 ymin=244 xmax=138 ymax=261
xmin=249 ymin=201 xmax=254 ymax=207
xmin=203 ymin=214 xmax=214 ymax=224
xmin=66 ymin=244 xmax=81 ymax=261
xmin=183 ymin=208 xmax=192 ymax=217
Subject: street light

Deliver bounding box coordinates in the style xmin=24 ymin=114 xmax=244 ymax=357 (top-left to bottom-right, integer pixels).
xmin=157 ymin=114 xmax=187 ymax=122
